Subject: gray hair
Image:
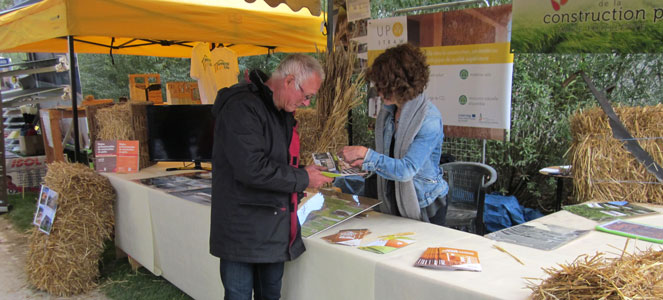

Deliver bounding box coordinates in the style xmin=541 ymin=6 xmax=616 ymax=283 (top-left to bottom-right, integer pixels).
xmin=272 ymin=54 xmax=325 ymax=87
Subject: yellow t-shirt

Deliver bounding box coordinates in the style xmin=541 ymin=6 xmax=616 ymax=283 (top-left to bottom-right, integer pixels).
xmin=190 ymin=43 xmax=239 ymax=104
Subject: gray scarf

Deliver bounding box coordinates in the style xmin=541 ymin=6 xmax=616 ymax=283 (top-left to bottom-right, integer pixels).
xmin=375 ymin=94 xmax=428 ymax=221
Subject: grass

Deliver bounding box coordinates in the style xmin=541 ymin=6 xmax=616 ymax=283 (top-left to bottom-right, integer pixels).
xmin=4 ymin=191 xmax=192 ymax=300
xmin=99 ymin=241 xmax=192 ymax=300
xmin=6 ymin=191 xmax=40 ymax=232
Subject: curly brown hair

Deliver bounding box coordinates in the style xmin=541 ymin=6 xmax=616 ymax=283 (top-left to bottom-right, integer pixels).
xmin=366 ymin=43 xmax=430 ymax=105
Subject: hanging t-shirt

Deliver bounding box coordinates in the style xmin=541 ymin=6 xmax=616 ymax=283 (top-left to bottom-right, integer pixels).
xmin=190 ymin=43 xmax=239 ymax=104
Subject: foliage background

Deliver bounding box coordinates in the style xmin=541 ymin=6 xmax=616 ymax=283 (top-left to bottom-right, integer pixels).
xmin=3 ymin=0 xmax=662 ymax=213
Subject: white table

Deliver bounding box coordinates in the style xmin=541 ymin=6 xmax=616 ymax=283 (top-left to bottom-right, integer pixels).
xmin=106 ymin=163 xmax=663 ymax=300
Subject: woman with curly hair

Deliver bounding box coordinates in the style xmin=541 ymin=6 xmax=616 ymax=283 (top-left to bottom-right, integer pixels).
xmin=339 ymin=43 xmax=448 ymax=224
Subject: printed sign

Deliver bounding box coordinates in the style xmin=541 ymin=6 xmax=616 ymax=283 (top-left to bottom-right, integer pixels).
xmin=367 ymin=6 xmax=513 ymax=133
xmin=512 ymin=0 xmax=663 ymax=53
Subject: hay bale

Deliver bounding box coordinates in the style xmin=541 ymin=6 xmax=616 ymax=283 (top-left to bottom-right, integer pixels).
xmin=26 ymin=162 xmax=115 ymax=296
xmin=96 ymin=103 xmax=135 ymax=140
xmin=568 ymin=104 xmax=663 ymax=204
xmin=528 ymin=247 xmax=663 ymax=299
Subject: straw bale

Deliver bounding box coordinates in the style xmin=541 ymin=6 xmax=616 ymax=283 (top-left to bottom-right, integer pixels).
xmin=96 ymin=103 xmax=135 ymax=140
xmin=568 ymin=104 xmax=663 ymax=204
xmin=25 ymin=161 xmax=116 ymax=296
xmin=94 ymin=102 xmax=154 ymax=169
xmin=529 ymin=247 xmax=663 ymax=299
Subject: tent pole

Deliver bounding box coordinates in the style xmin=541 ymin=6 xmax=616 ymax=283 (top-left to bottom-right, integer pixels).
xmin=67 ymin=35 xmax=80 ymax=163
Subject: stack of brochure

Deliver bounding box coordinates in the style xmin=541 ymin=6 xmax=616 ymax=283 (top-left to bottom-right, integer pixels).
xmin=414 ymin=247 xmax=482 ymax=272
xmin=358 ymin=232 xmax=415 ymax=254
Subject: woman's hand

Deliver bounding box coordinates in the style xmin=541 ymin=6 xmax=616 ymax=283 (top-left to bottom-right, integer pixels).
xmin=338 ymin=146 xmax=368 ymax=167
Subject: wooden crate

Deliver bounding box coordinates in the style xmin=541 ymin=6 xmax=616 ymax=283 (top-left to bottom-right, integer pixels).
xmin=129 ymin=74 xmax=163 ymax=104
xmin=166 ymin=82 xmax=201 ymax=104
xmin=39 ymin=107 xmax=88 ymax=163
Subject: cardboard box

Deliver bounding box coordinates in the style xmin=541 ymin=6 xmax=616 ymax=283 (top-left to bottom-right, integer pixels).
xmin=129 ymin=74 xmax=163 ymax=103
xmin=19 ymin=135 xmax=44 ymax=156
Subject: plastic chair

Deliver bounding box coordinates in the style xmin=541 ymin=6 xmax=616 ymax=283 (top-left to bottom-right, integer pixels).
xmin=441 ymin=162 xmax=497 ymax=236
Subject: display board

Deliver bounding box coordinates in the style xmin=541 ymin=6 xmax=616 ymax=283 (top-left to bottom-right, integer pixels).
xmin=512 ymin=0 xmax=663 ymax=53
xmin=367 ymin=5 xmax=513 ymax=140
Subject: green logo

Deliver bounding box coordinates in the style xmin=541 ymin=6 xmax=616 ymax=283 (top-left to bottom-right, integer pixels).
xmin=459 ymin=69 xmax=469 ymax=79
xmin=459 ymin=95 xmax=467 ymax=105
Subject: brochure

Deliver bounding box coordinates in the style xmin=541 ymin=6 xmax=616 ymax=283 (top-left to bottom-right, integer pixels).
xmin=94 ymin=140 xmax=117 ymax=172
xmin=116 ymin=140 xmax=140 ymax=173
xmin=321 ymin=229 xmax=371 ymax=246
xmin=563 ymin=201 xmax=657 ymax=221
xmin=414 ymin=247 xmax=482 ymax=272
xmin=94 ymin=140 xmax=140 ymax=173
xmin=358 ymin=232 xmax=415 ymax=254
xmin=134 ymin=172 xmax=212 ymax=204
xmin=298 ymin=189 xmax=380 ymax=238
xmin=33 ymin=185 xmax=59 ymax=235
xmin=595 ymin=219 xmax=663 ymax=244
xmin=486 ymin=223 xmax=590 ymax=251
xmin=312 ymin=152 xmax=367 ymax=178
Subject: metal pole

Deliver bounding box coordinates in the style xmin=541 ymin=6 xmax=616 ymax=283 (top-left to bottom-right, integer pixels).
xmin=327 ymin=0 xmax=333 ymax=53
xmin=67 ymin=36 xmax=80 ymax=162
xmin=482 ymin=139 xmax=486 ymax=164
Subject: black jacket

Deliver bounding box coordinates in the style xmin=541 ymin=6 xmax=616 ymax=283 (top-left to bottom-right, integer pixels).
xmin=209 ymin=71 xmax=308 ymax=262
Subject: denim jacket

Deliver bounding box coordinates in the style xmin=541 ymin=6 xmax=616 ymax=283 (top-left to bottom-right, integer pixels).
xmin=363 ymin=94 xmax=448 ymax=219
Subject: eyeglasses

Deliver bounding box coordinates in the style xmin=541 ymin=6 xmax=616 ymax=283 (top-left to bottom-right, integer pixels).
xmin=295 ymin=82 xmax=316 ymax=101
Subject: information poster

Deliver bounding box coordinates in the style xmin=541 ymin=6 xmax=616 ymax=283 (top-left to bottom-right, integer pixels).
xmin=512 ymin=0 xmax=663 ymax=53
xmin=368 ymin=5 xmax=513 ymax=133
xmin=298 ymin=189 xmax=380 ymax=238
xmin=346 ymin=0 xmax=371 ymax=22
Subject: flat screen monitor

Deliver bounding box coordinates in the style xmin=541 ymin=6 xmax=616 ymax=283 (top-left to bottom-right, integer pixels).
xmin=146 ymin=105 xmax=214 ymax=169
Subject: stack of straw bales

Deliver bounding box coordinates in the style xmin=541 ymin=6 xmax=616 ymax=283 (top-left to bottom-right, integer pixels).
xmin=94 ymin=102 xmax=154 ymax=169
xmin=568 ymin=104 xmax=663 ymax=204
xmin=529 ymin=247 xmax=663 ymax=299
xmin=297 ymin=43 xmax=364 ymax=165
xmin=26 ymin=162 xmax=115 ymax=296
xmin=96 ymin=103 xmax=135 ymax=141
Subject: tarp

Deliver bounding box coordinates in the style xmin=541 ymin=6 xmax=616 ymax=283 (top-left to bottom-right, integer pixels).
xmin=0 ymin=0 xmax=327 ymax=57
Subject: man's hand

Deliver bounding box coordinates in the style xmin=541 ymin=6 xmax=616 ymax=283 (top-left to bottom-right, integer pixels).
xmin=305 ymin=165 xmax=333 ymax=189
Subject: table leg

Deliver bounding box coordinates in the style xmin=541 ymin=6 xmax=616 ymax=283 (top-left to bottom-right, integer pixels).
xmin=556 ymin=177 xmax=564 ymax=211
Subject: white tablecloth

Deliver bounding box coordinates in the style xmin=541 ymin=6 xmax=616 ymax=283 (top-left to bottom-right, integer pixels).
xmin=106 ymin=163 xmax=663 ymax=300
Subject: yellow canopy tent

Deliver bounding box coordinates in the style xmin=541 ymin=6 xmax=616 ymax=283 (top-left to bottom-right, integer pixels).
xmin=0 ymin=0 xmax=326 ymax=57
xmin=0 ymin=0 xmax=327 ymax=160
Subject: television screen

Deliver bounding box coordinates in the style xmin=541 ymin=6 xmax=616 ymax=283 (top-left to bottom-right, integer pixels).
xmin=146 ymin=105 xmax=214 ymax=164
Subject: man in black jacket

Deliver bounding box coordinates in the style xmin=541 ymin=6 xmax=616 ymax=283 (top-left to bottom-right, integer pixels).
xmin=210 ymin=54 xmax=332 ymax=300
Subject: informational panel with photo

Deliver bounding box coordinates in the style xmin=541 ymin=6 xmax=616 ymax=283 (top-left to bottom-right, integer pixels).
xmin=367 ymin=5 xmax=513 ymax=140
xmin=33 ymin=185 xmax=59 ymax=234
xmin=486 ymin=223 xmax=590 ymax=251
xmin=298 ymin=189 xmax=380 ymax=238
xmin=563 ymin=201 xmax=657 ymax=222
xmin=512 ymin=0 xmax=663 ymax=53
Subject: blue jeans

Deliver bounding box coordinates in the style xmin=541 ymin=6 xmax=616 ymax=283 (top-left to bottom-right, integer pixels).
xmin=220 ymin=260 xmax=284 ymax=300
